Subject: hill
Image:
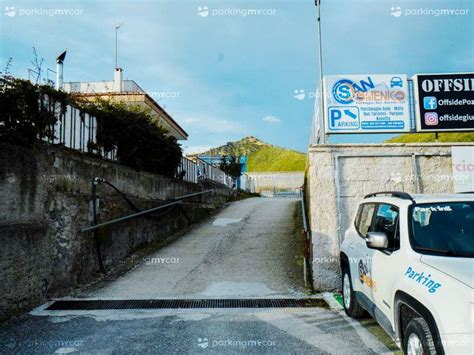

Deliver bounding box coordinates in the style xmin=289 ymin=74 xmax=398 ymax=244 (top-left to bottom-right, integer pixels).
xmin=386 ymin=132 xmax=474 ymax=143
xmin=247 ymin=145 xmax=307 ymax=172
xmin=189 ymin=136 xmax=306 ymax=172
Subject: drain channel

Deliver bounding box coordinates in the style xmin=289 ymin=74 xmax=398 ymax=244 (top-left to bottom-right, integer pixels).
xmin=46 ymin=298 xmax=328 ymax=310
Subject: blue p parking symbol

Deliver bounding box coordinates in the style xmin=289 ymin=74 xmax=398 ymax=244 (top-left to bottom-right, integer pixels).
xmin=328 ymin=107 xmax=360 ymax=130
xmin=330 ymin=109 xmax=342 ymax=125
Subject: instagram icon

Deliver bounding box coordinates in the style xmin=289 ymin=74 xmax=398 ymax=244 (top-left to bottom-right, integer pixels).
xmin=424 ymin=112 xmax=439 ymax=126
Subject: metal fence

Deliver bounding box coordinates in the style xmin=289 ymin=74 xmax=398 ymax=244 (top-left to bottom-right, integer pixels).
xmin=177 ymin=156 xmax=199 ymax=183
xmin=41 ymin=95 xmax=117 ymax=160
xmin=39 ymin=94 xmax=242 ymax=189
xmin=244 ymin=172 xmax=303 ymax=193
xmin=178 ymin=157 xmax=243 ymax=189
xmin=196 ymin=158 xmax=233 ymax=187
xmin=239 ymin=174 xmax=255 ymax=193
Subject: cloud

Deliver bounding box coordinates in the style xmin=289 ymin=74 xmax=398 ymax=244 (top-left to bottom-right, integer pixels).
xmin=183 ymin=146 xmax=212 ymax=155
xmin=182 ymin=115 xmax=244 ymax=134
xmin=262 ymin=115 xmax=281 ymax=124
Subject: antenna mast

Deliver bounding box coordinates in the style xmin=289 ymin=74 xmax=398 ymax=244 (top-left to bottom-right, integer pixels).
xmin=115 ymin=25 xmax=121 ymax=68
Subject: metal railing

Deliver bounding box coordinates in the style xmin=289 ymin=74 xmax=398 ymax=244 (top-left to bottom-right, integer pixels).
xmin=177 ymin=156 xmax=198 ymax=183
xmin=179 ymin=157 xmax=235 ymax=188
xmin=40 ymin=94 xmax=117 ymax=160
xmin=39 ymin=94 xmax=238 ymax=189
xmin=300 ymin=186 xmax=313 ymax=289
xmin=81 ymin=185 xmax=214 ymax=233
xmin=196 ymin=158 xmax=232 ymax=187
xmin=82 ymin=200 xmax=183 ymax=233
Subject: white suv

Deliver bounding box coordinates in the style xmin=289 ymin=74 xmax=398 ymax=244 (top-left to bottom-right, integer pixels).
xmin=340 ymin=192 xmax=474 ymax=354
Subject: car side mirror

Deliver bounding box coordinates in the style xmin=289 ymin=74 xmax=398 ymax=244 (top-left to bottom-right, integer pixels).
xmin=366 ymin=232 xmax=389 ymax=250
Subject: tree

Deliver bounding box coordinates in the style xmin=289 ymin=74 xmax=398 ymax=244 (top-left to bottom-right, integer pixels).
xmin=219 ymin=155 xmax=243 ymax=178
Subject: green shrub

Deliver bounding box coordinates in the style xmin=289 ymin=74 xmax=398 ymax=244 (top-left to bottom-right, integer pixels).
xmin=78 ymin=98 xmax=182 ymax=177
xmin=0 ymin=76 xmax=182 ymax=177
xmin=0 ymin=76 xmax=71 ymax=146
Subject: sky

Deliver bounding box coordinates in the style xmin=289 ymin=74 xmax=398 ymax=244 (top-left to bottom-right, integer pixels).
xmin=1 ymin=0 xmax=473 ymax=153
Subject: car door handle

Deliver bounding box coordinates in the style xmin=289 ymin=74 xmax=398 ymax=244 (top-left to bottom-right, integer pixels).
xmin=349 ymin=243 xmax=354 ymax=249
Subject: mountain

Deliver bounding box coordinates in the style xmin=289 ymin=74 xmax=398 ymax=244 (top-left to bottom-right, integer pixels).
xmin=386 ymin=133 xmax=474 ymax=143
xmin=188 ymin=136 xmax=306 ymax=172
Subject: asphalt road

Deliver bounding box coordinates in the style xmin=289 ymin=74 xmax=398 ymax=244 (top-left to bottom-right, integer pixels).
xmin=0 ymin=197 xmax=391 ymax=354
xmin=87 ymin=196 xmax=307 ymax=299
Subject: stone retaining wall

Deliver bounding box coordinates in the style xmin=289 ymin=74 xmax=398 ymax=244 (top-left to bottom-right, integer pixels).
xmin=0 ymin=143 xmax=234 ymax=320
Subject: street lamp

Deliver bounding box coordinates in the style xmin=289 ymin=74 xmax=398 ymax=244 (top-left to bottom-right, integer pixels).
xmin=315 ymin=0 xmax=326 ymax=144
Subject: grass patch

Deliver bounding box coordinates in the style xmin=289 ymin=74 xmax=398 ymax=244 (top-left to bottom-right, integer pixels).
xmin=386 ymin=132 xmax=474 ymax=143
xmin=359 ymin=318 xmax=402 ymax=353
xmin=247 ymin=145 xmax=306 ymax=172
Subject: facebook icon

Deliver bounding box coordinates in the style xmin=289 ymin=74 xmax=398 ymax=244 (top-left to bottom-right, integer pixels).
xmin=423 ymin=96 xmax=437 ymax=110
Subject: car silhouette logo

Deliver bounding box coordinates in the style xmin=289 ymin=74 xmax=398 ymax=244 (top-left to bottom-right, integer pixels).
xmin=390 ymin=77 xmax=403 ymax=88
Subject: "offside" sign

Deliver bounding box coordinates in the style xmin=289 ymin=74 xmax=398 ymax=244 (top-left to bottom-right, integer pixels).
xmin=413 ymin=73 xmax=474 ymax=132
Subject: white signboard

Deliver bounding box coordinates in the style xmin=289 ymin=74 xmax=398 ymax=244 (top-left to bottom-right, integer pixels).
xmin=323 ymin=74 xmax=411 ymax=133
xmin=452 ymin=146 xmax=474 ymax=193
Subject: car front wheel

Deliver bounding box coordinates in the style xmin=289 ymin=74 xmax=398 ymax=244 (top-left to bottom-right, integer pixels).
xmin=403 ymin=317 xmax=437 ymax=355
xmin=341 ymin=266 xmax=365 ymax=318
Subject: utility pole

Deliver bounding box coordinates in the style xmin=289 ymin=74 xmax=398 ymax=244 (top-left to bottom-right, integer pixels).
xmin=315 ymin=0 xmax=326 ymax=144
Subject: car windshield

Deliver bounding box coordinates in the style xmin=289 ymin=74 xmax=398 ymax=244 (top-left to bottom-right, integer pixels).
xmin=410 ymin=201 xmax=474 ymax=257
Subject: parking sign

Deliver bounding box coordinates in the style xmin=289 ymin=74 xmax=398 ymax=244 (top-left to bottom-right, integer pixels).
xmin=328 ymin=107 xmax=360 ymax=130
xmin=323 ymin=74 xmax=411 ymax=134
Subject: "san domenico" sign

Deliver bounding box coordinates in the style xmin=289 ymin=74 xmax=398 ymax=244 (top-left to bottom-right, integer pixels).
xmin=323 ymin=74 xmax=411 ymax=134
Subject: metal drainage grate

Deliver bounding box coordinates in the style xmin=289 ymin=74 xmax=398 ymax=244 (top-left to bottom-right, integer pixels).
xmin=46 ymin=298 xmax=328 ymax=311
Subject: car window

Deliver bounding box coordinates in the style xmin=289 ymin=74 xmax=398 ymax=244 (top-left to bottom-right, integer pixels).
xmin=356 ymin=203 xmax=376 ymax=237
xmin=373 ymin=204 xmax=400 ymax=250
xmin=411 ymin=202 xmax=474 ymax=257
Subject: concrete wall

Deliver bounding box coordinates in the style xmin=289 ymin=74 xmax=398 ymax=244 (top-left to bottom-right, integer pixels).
xmin=0 ymin=143 xmax=234 ymax=320
xmin=245 ymin=172 xmax=304 ymax=193
xmin=306 ymin=143 xmax=474 ymax=291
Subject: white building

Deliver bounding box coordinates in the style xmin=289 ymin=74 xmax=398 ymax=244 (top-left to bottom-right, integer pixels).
xmin=63 ymin=68 xmax=188 ymax=141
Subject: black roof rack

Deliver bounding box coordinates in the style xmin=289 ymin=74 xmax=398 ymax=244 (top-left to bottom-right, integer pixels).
xmin=364 ymin=191 xmax=414 ymax=201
